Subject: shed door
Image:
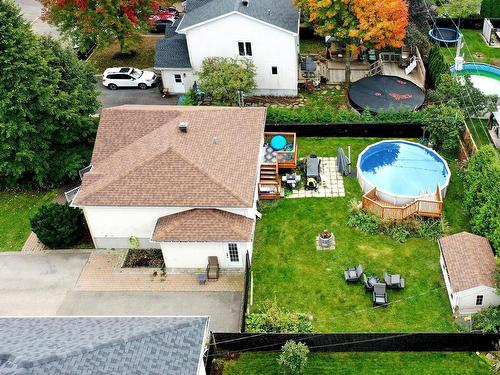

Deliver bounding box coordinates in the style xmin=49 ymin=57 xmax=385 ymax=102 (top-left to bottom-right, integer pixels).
xmin=172 ymin=74 xmax=185 ymax=93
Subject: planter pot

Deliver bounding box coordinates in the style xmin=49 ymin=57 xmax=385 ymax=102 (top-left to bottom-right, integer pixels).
xmin=318 ymin=234 xmax=333 ymax=248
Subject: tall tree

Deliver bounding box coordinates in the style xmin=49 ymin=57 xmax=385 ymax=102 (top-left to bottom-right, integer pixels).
xmin=40 ymin=0 xmax=167 ymax=53
xmin=0 ymin=0 xmax=99 ymax=188
xmin=296 ymin=0 xmax=409 ymax=82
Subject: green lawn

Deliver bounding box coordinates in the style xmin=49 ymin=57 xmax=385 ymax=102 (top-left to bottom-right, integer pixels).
xmin=300 ymin=38 xmax=326 ymax=55
xmin=0 ymin=190 xmax=56 ymax=251
xmin=222 ymin=352 xmax=491 ymax=374
xmin=440 ymin=29 xmax=500 ymax=67
xmin=251 ymin=137 xmax=462 ymax=332
xmin=467 ymin=119 xmax=494 ymax=148
xmin=88 ymin=36 xmax=160 ymax=73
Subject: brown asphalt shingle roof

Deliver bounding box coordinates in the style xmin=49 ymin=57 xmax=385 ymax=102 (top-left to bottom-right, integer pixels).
xmin=152 ymin=209 xmax=254 ymax=242
xmin=73 ymin=105 xmax=266 ymax=207
xmin=439 ymin=232 xmax=496 ymax=292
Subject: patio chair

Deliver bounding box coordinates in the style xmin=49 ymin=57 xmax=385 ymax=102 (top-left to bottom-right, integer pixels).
xmin=206 ymin=256 xmax=220 ymax=281
xmin=363 ymin=274 xmax=378 ymax=291
xmin=384 ymin=272 xmax=405 ymax=289
xmin=372 ymin=283 xmax=388 ymax=306
xmin=344 ymin=264 xmax=363 ymax=282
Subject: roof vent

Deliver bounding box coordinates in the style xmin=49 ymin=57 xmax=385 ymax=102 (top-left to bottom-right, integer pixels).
xmin=179 ymin=122 xmax=188 ymax=133
xmin=242 ymin=0 xmax=249 ymax=6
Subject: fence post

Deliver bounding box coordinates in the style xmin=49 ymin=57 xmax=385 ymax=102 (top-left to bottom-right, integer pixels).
xmin=240 ymin=251 xmax=251 ymax=333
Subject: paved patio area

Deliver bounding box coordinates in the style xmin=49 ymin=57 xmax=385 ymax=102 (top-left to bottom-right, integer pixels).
xmin=287 ymin=157 xmax=345 ymax=198
xmin=75 ymin=250 xmax=244 ymax=292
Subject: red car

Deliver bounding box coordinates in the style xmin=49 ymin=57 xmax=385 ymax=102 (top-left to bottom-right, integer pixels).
xmin=148 ymin=7 xmax=178 ymax=24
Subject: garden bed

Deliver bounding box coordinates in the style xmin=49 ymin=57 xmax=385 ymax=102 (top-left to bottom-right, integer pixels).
xmin=122 ymin=249 xmax=164 ymax=268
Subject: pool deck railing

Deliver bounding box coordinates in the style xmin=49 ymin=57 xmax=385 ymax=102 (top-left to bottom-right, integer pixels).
xmin=362 ymin=186 xmax=443 ymax=220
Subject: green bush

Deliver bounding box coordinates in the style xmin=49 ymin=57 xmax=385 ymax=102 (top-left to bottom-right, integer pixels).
xmin=463 ymin=145 xmax=500 ymax=253
xmin=428 ymin=45 xmax=449 ymax=88
xmin=422 ymin=104 xmax=465 ymax=157
xmin=347 ymin=209 xmax=381 ymax=234
xmin=30 ymin=203 xmax=85 ymax=248
xmin=181 ymin=89 xmax=200 ymax=106
xmin=405 ymin=23 xmax=431 ymax=63
xmin=481 ymin=0 xmax=500 ymax=18
xmin=472 ymin=306 xmax=500 ymax=333
xmin=246 ymin=300 xmax=313 ymax=333
xmin=278 ymin=340 xmax=310 ymax=375
xmin=417 ymin=218 xmax=449 ymax=240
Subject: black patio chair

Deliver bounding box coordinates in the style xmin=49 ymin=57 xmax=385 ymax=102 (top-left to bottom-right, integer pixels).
xmin=363 ymin=274 xmax=379 ymax=291
xmin=344 ymin=264 xmax=363 ymax=282
xmin=383 ymin=272 xmax=405 ymax=289
xmin=372 ymin=283 xmax=388 ymax=306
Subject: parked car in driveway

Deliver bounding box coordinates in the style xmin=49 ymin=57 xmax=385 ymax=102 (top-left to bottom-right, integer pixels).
xmin=148 ymin=7 xmax=179 ymax=32
xmin=102 ymin=67 xmax=158 ymax=90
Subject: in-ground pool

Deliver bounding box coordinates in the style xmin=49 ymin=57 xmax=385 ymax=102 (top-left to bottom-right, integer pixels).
xmin=450 ymin=63 xmax=500 ymax=97
xmin=357 ymin=140 xmax=450 ymax=205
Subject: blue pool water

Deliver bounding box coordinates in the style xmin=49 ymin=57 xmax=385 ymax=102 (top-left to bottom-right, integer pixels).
xmin=359 ymin=141 xmax=449 ymax=197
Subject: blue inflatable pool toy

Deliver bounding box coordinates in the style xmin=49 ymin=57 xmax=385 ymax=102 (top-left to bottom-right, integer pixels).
xmin=270 ymin=135 xmax=287 ymax=151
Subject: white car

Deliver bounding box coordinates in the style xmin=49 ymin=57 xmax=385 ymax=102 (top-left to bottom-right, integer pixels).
xmin=102 ymin=67 xmax=158 ymax=90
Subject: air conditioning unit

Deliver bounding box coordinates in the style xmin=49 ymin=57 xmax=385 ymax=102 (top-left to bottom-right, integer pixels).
xmin=179 ymin=122 xmax=188 ymax=133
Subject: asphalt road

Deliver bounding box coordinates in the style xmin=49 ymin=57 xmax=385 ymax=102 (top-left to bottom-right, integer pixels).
xmin=15 ymin=0 xmax=60 ymax=37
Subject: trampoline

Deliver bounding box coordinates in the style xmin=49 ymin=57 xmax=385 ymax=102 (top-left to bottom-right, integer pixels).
xmin=348 ymin=75 xmax=425 ymax=115
xmin=429 ymin=27 xmax=462 ymax=46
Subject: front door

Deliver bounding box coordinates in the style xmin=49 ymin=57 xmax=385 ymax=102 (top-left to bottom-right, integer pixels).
xmin=225 ymin=243 xmax=242 ymax=267
xmin=172 ymin=74 xmax=185 ymax=93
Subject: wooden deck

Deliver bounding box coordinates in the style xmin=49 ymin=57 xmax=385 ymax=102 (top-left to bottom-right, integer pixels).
xmin=362 ymin=187 xmax=443 ymax=220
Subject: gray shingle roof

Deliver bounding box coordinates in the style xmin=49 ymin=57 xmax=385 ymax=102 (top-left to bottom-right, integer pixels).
xmin=0 ymin=317 xmax=208 ymax=375
xmin=155 ymin=34 xmax=192 ymax=68
xmin=178 ymin=0 xmax=300 ymax=34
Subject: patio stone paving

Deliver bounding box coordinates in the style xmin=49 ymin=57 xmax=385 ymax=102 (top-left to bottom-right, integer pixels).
xmin=75 ymin=250 xmax=244 ymax=292
xmin=287 ymin=157 xmax=345 ymax=198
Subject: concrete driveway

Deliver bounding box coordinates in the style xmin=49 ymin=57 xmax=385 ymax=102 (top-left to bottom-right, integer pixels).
xmin=58 ymin=291 xmax=242 ymax=332
xmin=0 ymin=252 xmax=89 ymax=316
xmin=97 ymin=83 xmax=179 ymax=112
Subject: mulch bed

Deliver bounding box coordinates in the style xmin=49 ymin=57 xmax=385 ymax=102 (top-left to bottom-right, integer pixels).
xmin=123 ymin=249 xmax=164 ymax=268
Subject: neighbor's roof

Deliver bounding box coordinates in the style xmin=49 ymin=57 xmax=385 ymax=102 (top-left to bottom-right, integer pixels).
xmin=152 ymin=208 xmax=254 ymax=242
xmin=73 ymin=105 xmax=266 ymax=208
xmin=0 ymin=317 xmax=208 ymax=375
xmin=177 ymin=0 xmax=300 ymax=34
xmin=439 ymin=232 xmax=496 ymax=292
xmin=155 ymin=34 xmax=192 ymax=68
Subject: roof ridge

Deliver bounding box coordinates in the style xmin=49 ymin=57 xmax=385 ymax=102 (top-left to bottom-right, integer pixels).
xmin=9 ymin=319 xmax=205 ymax=371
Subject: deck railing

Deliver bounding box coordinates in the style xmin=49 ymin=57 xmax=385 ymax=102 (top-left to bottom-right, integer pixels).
xmin=362 ymin=186 xmax=443 ymax=220
xmin=264 ymin=132 xmax=297 ymax=169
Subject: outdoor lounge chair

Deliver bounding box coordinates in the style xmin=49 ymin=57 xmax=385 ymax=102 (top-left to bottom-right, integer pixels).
xmin=363 ymin=274 xmax=378 ymax=291
xmin=383 ymin=272 xmax=405 ymax=289
xmin=344 ymin=264 xmax=363 ymax=282
xmin=206 ymin=256 xmax=220 ymax=281
xmin=372 ymin=283 xmax=388 ymax=306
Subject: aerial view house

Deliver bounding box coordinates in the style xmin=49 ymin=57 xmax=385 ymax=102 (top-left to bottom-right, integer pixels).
xmin=438 ymin=232 xmax=500 ymax=315
xmin=70 ymin=105 xmax=268 ymax=270
xmin=154 ymin=0 xmax=300 ymax=95
xmin=0 ymin=317 xmax=209 ymax=375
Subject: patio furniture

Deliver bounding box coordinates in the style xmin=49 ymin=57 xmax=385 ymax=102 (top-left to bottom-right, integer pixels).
xmin=363 ymin=274 xmax=379 ymax=291
xmin=344 ymin=264 xmax=363 ymax=282
xmin=372 ymin=283 xmax=388 ymax=306
xmin=197 ymin=273 xmax=207 ymax=285
xmin=383 ymin=272 xmax=405 ymax=289
xmin=206 ymin=256 xmax=220 ymax=280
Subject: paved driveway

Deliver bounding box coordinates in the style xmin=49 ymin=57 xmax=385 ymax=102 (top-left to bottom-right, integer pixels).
xmin=0 ymin=252 xmax=89 ymax=315
xmin=58 ymin=291 xmax=242 ymax=332
xmin=16 ymin=0 xmax=60 ymax=37
xmin=97 ymin=83 xmax=179 ymax=112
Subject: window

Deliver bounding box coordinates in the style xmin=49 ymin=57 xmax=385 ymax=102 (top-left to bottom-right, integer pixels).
xmin=238 ymin=42 xmax=252 ymax=56
xmin=271 ymin=66 xmax=278 ymax=75
xmin=476 ymin=295 xmax=484 ymax=306
xmin=228 ymin=243 xmax=239 ymax=262
xmin=174 ymin=74 xmax=182 ymax=83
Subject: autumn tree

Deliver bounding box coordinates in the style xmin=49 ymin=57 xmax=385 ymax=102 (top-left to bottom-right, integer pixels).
xmin=40 ymin=0 xmax=168 ymax=53
xmin=296 ymin=0 xmax=409 ymax=82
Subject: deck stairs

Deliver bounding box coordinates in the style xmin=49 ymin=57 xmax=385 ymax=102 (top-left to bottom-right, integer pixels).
xmin=366 ymin=59 xmax=383 ymax=77
xmin=258 ymin=163 xmax=281 ymax=200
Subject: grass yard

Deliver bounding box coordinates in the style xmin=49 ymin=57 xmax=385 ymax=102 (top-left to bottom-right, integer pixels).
xmin=222 ymin=352 xmax=491 ymax=375
xmin=467 ymin=119 xmax=495 ymax=148
xmin=440 ymin=29 xmax=500 ymax=67
xmin=88 ymin=36 xmax=160 ymax=73
xmin=0 ymin=190 xmax=56 ymax=251
xmin=251 ymin=137 xmax=463 ymax=333
xmin=300 ymin=38 xmax=326 ymax=55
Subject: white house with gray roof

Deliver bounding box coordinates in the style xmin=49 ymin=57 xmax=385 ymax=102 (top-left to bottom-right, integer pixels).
xmin=155 ymin=0 xmax=300 ymax=96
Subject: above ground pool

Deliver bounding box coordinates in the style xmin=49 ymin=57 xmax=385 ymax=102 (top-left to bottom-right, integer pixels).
xmin=357 ymin=140 xmax=450 ymax=205
xmin=348 ymin=76 xmax=425 ymax=115
xmin=429 ymin=27 xmax=462 ymax=46
xmin=450 ymin=63 xmax=500 ymax=97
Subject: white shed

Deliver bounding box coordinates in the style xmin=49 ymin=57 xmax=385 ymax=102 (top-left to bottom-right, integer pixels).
xmin=438 ymin=232 xmax=500 ymax=315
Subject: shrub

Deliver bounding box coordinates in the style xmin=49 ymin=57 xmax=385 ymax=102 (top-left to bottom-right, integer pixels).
xmin=277 ymin=340 xmax=310 ymax=375
xmin=472 ymin=306 xmax=500 ymax=333
xmin=428 ymin=45 xmax=448 ymax=88
xmin=181 ymin=89 xmax=200 ymax=106
xmin=246 ymin=300 xmax=312 ymax=333
xmin=422 ymin=104 xmax=465 ymax=156
xmin=347 ymin=209 xmax=381 ymax=234
xmin=211 ymin=358 xmax=225 ymax=375
xmin=463 ymin=145 xmax=500 ymax=253
xmin=30 ymin=203 xmax=85 ymax=248
xmin=417 ymin=218 xmax=449 ymax=240
xmin=481 ymin=0 xmax=500 ymax=18
xmin=405 ymin=23 xmax=431 ymax=63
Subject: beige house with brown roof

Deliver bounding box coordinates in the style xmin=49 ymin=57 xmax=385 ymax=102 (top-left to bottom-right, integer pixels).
xmin=70 ymin=105 xmax=266 ymax=270
xmin=438 ymin=232 xmax=500 ymax=315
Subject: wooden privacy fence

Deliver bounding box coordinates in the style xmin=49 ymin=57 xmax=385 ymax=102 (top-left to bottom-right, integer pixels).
xmin=362 ymin=187 xmax=443 ymax=220
xmin=459 ymin=122 xmax=479 ymax=161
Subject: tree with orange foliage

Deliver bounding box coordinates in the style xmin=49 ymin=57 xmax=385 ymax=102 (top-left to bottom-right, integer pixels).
xmin=297 ymin=0 xmax=409 ymax=82
xmin=40 ymin=0 xmax=169 ymax=54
